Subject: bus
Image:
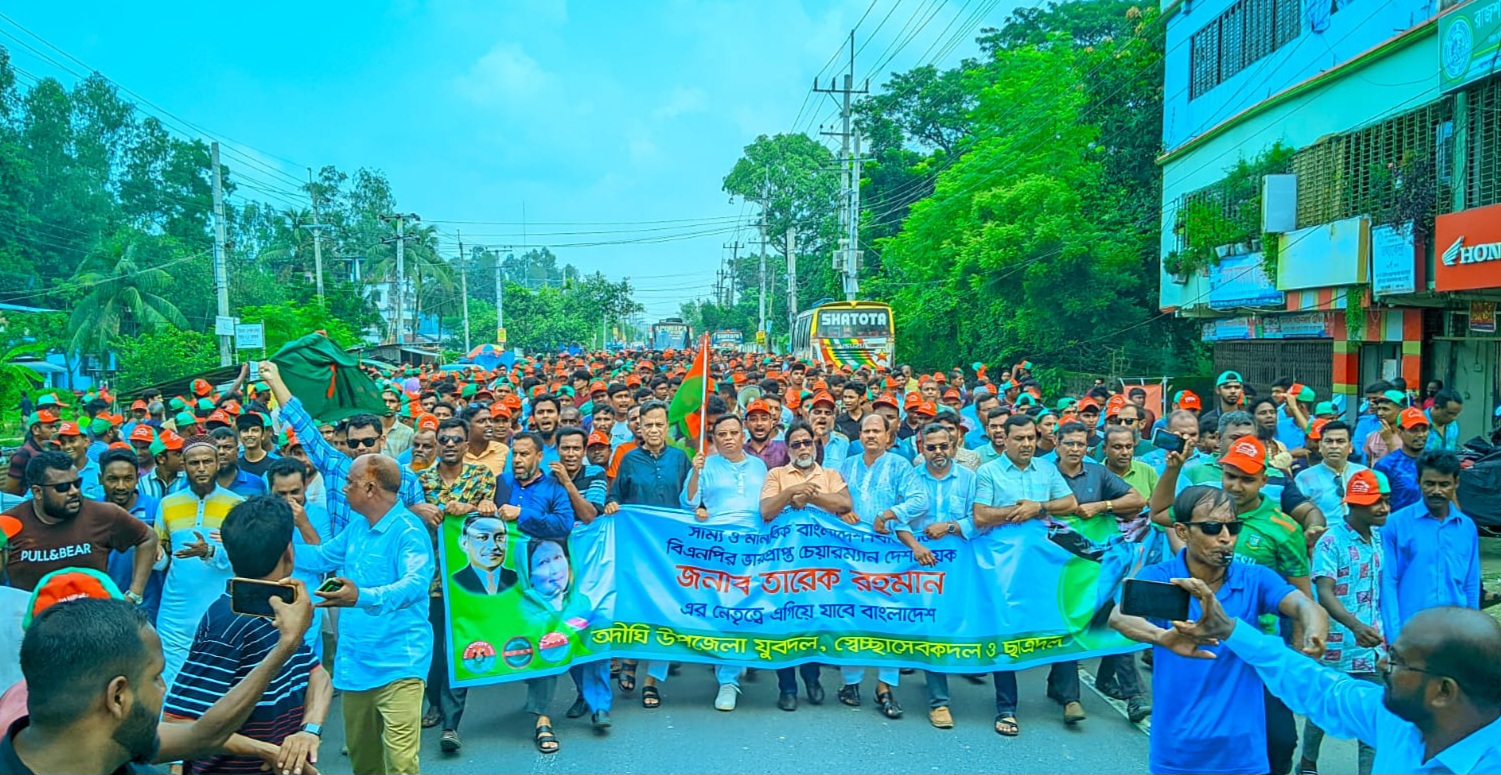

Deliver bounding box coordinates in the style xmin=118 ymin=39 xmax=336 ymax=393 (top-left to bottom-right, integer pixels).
xmin=710 ymin=329 xmax=743 ymax=349
xmin=791 ymin=301 xmax=894 ymax=370
xmin=649 ymin=318 xmax=692 ymax=351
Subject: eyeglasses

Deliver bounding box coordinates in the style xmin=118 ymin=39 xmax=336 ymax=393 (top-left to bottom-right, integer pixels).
xmin=1380 ymin=652 xmax=1445 ymax=681
xmin=788 ymin=439 xmax=816 ymax=449
xmin=346 ymin=437 xmax=380 ymax=449
xmin=923 ymin=443 xmax=952 ymax=452
xmin=1117 ymin=416 xmax=1139 ymax=425
xmin=1185 ymin=520 xmax=1244 ymax=536
xmin=39 ymin=478 xmax=82 ymax=494
xmin=437 ymin=435 xmax=466 ymax=446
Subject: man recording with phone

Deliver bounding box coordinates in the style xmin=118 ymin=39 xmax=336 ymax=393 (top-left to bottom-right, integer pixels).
xmin=1110 ymin=484 xmax=1327 ymax=775
xmin=163 ymin=494 xmax=331 ymax=775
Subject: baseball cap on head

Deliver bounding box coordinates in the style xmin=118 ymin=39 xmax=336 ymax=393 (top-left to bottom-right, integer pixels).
xmin=745 ymin=399 xmax=773 ymax=417
xmin=1219 ymin=435 xmax=1266 ymax=475
xmin=1174 ymin=390 xmax=1202 ymax=410
xmin=151 ymin=429 xmax=185 ymax=455
xmin=1306 ymin=418 xmax=1329 ymax=442
xmin=56 ymin=421 xmax=83 ymax=437
xmin=1397 ymin=407 xmax=1429 ymax=430
xmin=1216 ymin=370 xmax=1244 ymax=387
xmin=811 ymin=391 xmax=838 ymax=409
xmin=128 ymin=425 xmax=156 ymax=444
xmin=1342 ymin=469 xmax=1389 ymax=506
xmin=915 ymin=401 xmax=937 ymax=417
xmin=29 ymin=410 xmax=58 ymax=426
xmin=587 ymin=430 xmax=611 ymax=447
xmin=23 ymin=568 xmax=123 ymax=630
xmin=1380 ymin=390 xmax=1407 ymax=406
xmin=1313 ymin=401 xmax=1337 ymax=417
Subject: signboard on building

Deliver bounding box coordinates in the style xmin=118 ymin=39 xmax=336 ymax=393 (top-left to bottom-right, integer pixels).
xmin=1439 ymin=0 xmax=1501 ymax=93
xmin=1200 ymin=312 xmax=1332 ymax=342
xmin=1434 ymin=202 xmax=1501 ymax=292
xmin=1370 ymin=221 xmax=1419 ymax=295
xmin=1277 ymin=216 xmax=1370 ymax=291
xmin=1472 ymin=301 xmax=1498 ymax=333
xmin=1208 ymin=252 xmax=1284 ymax=309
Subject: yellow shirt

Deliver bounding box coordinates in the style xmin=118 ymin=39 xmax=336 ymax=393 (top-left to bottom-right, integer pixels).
xmin=464 ymin=441 xmax=510 ymax=476
xmin=760 ymin=463 xmax=847 ymax=499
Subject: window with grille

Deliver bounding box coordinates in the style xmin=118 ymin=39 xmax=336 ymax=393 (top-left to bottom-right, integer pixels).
xmin=1188 ymin=0 xmax=1301 ymax=100
xmin=1291 ymin=99 xmax=1454 ymax=229
xmin=1214 ymin=340 xmax=1334 ymax=396
xmin=1467 ymin=76 xmax=1501 ymax=209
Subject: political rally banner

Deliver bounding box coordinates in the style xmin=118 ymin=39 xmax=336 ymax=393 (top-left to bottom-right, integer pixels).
xmin=443 ymin=505 xmax=1150 ymax=689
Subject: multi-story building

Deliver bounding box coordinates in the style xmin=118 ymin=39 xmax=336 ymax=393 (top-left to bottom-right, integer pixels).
xmin=1159 ymin=0 xmax=1501 ymax=441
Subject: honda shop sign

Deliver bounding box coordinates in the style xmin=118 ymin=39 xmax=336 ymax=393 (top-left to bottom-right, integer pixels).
xmin=1434 ymin=202 xmax=1501 ymax=292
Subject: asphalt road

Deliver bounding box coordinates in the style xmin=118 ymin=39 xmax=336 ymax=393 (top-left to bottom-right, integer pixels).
xmin=314 ymin=658 xmax=1364 ymax=774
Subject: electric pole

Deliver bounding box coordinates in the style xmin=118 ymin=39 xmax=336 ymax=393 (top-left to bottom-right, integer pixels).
xmin=211 ymin=142 xmax=231 ymax=366
xmin=457 ymin=231 xmax=471 ymax=352
xmin=815 ymin=30 xmax=868 ymax=301
xmin=379 ymin=213 xmax=419 ymax=344
xmin=305 ymin=167 xmax=327 ymax=299
xmin=723 ymin=240 xmax=742 ymax=306
xmin=495 ymin=246 xmax=512 ymax=346
xmin=785 ymin=226 xmax=797 ymax=335
xmin=757 ymin=206 xmax=768 ymax=348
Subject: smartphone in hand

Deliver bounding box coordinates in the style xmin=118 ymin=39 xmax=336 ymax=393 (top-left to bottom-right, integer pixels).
xmin=1120 ymin=578 xmax=1191 ymax=621
xmin=229 ymin=578 xmax=297 ymax=618
xmin=1150 ymin=428 xmax=1186 ymax=454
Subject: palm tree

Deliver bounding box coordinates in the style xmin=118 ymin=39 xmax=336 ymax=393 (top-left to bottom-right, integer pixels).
xmin=367 ymin=223 xmax=454 ymax=341
xmin=69 ymin=234 xmax=190 ymax=358
xmin=253 ymin=207 xmax=318 ymax=283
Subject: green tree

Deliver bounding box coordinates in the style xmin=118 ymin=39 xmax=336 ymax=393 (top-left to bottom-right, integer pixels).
xmin=114 ymin=326 xmax=219 ymax=391
xmin=237 ymin=298 xmax=361 ymax=353
xmin=68 ymin=232 xmax=190 ymax=358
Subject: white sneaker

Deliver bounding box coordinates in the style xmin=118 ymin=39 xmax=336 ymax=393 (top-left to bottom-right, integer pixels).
xmin=714 ymin=683 xmax=740 ymax=711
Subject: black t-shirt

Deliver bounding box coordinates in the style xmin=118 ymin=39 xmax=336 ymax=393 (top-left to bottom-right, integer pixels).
xmin=0 ymin=717 xmax=163 ymax=774
xmin=236 ymin=453 xmax=276 ymax=477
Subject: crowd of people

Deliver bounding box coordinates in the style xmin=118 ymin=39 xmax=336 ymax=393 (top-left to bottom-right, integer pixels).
xmin=1 ymin=347 xmax=1499 ymax=774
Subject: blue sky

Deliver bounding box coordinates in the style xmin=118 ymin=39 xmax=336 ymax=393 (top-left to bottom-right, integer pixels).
xmin=4 ymin=1 xmax=1018 ymax=322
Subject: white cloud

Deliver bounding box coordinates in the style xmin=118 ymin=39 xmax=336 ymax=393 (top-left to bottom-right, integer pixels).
xmin=454 ymin=42 xmax=555 ymax=106
xmin=652 ymin=86 xmax=708 ymax=121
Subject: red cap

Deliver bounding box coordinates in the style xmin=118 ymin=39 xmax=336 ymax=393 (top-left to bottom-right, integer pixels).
xmin=587 ymin=430 xmax=611 ymax=447
xmin=746 ymin=399 xmax=773 ymax=417
xmin=1077 ymin=398 xmax=1101 ymax=413
xmin=915 ymin=401 xmax=938 ymax=417
xmin=942 ymin=388 xmax=961 ymax=401
xmin=220 ymin=400 xmax=242 ymax=416
xmin=57 ymin=421 xmax=83 ymax=437
xmin=1398 ymin=407 xmax=1429 ymax=430
xmin=191 ymin=378 xmax=213 ymax=397
xmin=810 ymin=390 xmax=838 ymax=409
xmin=416 ymin=413 xmax=439 ymax=432
xmin=933 ymin=373 xmax=947 ymax=383
xmin=33 ymin=409 xmax=58 ymax=424
xmin=1220 ymin=436 xmax=1267 ymax=475
xmin=107 ymin=441 xmax=133 ymax=451
xmin=130 ymin=399 xmax=148 ymax=411
xmin=904 ymin=392 xmax=922 ymax=408
xmin=156 ymin=429 xmax=185 ymax=451
xmin=1306 ymin=418 xmax=1329 ymax=442
xmin=128 ymin=425 xmax=156 ymax=444
xmin=1178 ymin=391 xmax=1202 ymax=411
xmin=872 ymin=393 xmax=901 ymax=411
xmin=1343 ymin=469 xmax=1384 ymax=506
xmin=1105 ymin=395 xmax=1127 ymax=416
xmin=205 ymin=410 xmax=232 ymax=426
xmin=589 ymin=380 xmax=608 ymax=394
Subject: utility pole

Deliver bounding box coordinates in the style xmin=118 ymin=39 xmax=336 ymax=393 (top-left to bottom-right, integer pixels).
xmin=495 ymin=246 xmax=511 ymax=346
xmin=305 ymin=167 xmax=326 ymax=299
xmin=211 ymin=142 xmax=231 ymax=366
xmin=379 ymin=213 xmax=419 ymax=344
xmin=457 ymin=231 xmax=471 ymax=352
xmin=723 ymin=240 xmax=742 ymax=306
xmin=815 ymin=29 xmax=868 ymax=301
xmin=785 ymin=226 xmax=797 ymax=335
xmin=757 ymin=207 xmax=768 ymax=347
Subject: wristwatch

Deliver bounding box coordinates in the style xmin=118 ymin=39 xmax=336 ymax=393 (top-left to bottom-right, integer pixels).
xmin=301 ymin=723 xmax=323 ymax=737
xmin=946 ymin=522 xmax=958 ymax=535
xmin=1104 ymin=499 xmax=1114 ymax=514
xmin=123 ymin=590 xmax=144 ymax=605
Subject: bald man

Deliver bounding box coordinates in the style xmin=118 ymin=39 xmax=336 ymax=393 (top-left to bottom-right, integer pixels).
xmin=296 ymin=452 xmax=436 ymax=775
xmin=1174 ymin=585 xmax=1501 ymax=774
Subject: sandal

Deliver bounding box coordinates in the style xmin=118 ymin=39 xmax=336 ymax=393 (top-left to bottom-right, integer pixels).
xmin=994 ymin=714 xmax=1019 ymax=736
xmin=533 ymin=723 xmax=560 ymax=754
xmin=641 ymin=685 xmax=661 ymax=709
xmin=421 ymin=708 xmax=441 ymax=729
xmin=617 ymin=661 xmax=637 ymax=694
xmin=611 ymin=658 xmax=621 ymax=679
xmin=876 ymin=690 xmax=904 ymax=719
xmin=837 ymin=684 xmax=861 ymax=707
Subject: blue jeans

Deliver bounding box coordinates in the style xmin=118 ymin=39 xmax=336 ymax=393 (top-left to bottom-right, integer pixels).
xmin=925 ymin=671 xmax=950 ymax=708
xmin=568 ymin=660 xmax=612 ymax=713
xmin=841 ymin=665 xmax=900 ymax=686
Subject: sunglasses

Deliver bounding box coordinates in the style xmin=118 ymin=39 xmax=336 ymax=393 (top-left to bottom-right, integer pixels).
xmin=346 ymin=437 xmax=380 ymax=449
xmin=437 ymin=435 xmax=466 ymax=446
xmin=923 ymin=443 xmax=952 ymax=452
xmin=1185 ymin=520 xmax=1244 ymax=536
xmin=788 ymin=439 xmax=816 ymax=449
xmin=39 ymin=479 xmax=82 ymax=494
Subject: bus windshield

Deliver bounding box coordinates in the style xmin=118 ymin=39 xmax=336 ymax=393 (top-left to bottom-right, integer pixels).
xmin=816 ymin=308 xmax=891 ymax=339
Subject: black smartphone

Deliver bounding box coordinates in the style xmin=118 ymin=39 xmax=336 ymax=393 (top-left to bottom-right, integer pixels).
xmin=1150 ymin=428 xmax=1186 ymax=454
xmin=1120 ymin=579 xmax=1191 ymax=622
xmin=316 ymin=578 xmax=344 ymax=594
xmin=229 ymin=578 xmax=296 ymax=618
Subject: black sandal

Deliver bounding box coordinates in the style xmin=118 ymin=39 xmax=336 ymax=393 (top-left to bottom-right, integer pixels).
xmin=421 ymin=708 xmax=441 ymax=728
xmin=534 ymin=723 xmax=560 ymax=754
xmin=876 ymin=690 xmax=904 ymax=719
xmin=617 ymin=661 xmax=637 ymax=693
xmin=994 ymin=714 xmax=1019 ymax=736
xmin=565 ymin=695 xmax=589 ymax=719
xmin=837 ymin=684 xmax=861 ymax=706
xmin=641 ymin=685 xmax=661 ymax=709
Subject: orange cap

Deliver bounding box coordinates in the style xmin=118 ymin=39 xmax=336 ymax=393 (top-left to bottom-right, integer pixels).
xmin=904 ymin=392 xmax=922 ymax=408
xmin=128 ymin=425 xmax=156 ymax=444
xmin=587 ymin=430 xmax=611 ymax=447
xmin=130 ymin=399 xmax=148 ymax=411
xmin=1343 ymin=469 xmax=1385 ymax=506
xmin=872 ymin=393 xmax=901 ymax=411
xmin=810 ymin=390 xmax=837 ymax=409
xmin=942 ymin=388 xmax=961 ymax=401
xmin=1178 ymin=391 xmax=1202 ymax=410
xmin=416 ymin=413 xmax=440 ymax=432
xmin=914 ymin=401 xmax=937 ymax=417
xmin=746 ymin=399 xmax=773 ymax=417
xmin=1398 ymin=407 xmax=1429 ymax=430
xmin=57 ymin=421 xmax=83 ymax=437
xmin=206 ymin=409 xmax=232 ymax=426
xmin=1220 ymin=436 xmax=1266 ymax=475
xmin=1105 ymin=395 xmax=1127 ymax=416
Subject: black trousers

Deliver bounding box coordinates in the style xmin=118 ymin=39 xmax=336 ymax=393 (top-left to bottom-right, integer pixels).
xmin=425 ymin=596 xmax=467 ymax=731
xmin=1265 ymin=686 xmax=1297 ymax=775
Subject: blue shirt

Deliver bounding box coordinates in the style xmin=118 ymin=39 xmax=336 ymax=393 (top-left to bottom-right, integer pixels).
xmin=1379 ymin=502 xmax=1481 ymax=641
xmin=1425 ymin=409 xmax=1461 ymax=452
xmin=1275 ymin=412 xmax=1307 ymax=451
xmin=220 ymin=468 xmax=268 ymax=499
xmin=963 ymin=426 xmax=988 ymax=450
xmin=911 ymin=462 xmax=977 ymax=537
xmin=1350 ymin=412 xmax=1382 ymax=464
xmin=105 ymin=492 xmax=164 ymax=623
xmin=840 ymin=452 xmax=928 ymax=532
xmin=1373 ymin=450 xmax=1422 ymax=512
xmin=294 ymin=503 xmax=434 ymax=692
xmin=496 ymin=471 xmax=576 ymax=540
xmin=608 ymin=444 xmax=691 ymax=508
xmin=280 ymin=397 xmax=428 ymax=534
xmin=1223 ymin=620 xmax=1501 ymax=774
xmin=974 ymin=453 xmax=1071 ymax=507
xmin=1140 ymin=447 xmax=1207 ymax=475
xmin=1137 ymin=551 xmax=1296 ymax=774
xmin=819 ymin=432 xmax=851 ymax=473
xmin=682 ymin=454 xmax=767 ymax=525
xmin=1295 ymin=461 xmax=1369 ymax=523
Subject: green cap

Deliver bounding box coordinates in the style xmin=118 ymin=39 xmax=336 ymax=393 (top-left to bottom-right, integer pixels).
xmin=1292 ymin=385 xmax=1315 ymax=403
xmin=174 ymin=411 xmax=197 ymax=428
xmin=195 ymin=398 xmax=215 ymax=412
xmin=88 ymin=417 xmax=112 ymax=436
xmin=461 ymin=384 xmax=478 ymax=398
xmin=1216 ymin=370 xmax=1244 ymax=387
xmin=168 ymin=397 xmax=187 ymax=411
xmin=1381 ymin=390 xmax=1406 ymax=405
xmin=1373 ymin=469 xmax=1392 ymax=494
xmin=1314 ymin=401 xmax=1337 ymax=416
xmin=1052 ymin=398 xmax=1076 ymax=412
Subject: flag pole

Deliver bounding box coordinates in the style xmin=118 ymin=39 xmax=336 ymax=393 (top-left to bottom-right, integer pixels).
xmin=698 ymin=334 xmax=710 ymax=456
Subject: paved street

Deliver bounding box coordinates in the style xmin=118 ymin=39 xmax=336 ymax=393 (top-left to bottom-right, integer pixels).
xmin=315 ymin=658 xmax=1364 ymax=773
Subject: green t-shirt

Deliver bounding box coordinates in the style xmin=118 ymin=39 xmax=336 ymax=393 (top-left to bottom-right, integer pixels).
xmin=1235 ymin=494 xmax=1309 ymax=580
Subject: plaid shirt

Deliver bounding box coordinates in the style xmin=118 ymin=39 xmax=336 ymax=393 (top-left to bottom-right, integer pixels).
xmin=279 ymin=398 xmax=427 ymax=534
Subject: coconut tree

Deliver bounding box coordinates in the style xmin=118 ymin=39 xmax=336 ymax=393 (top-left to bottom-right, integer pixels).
xmin=68 ymin=232 xmax=190 ymax=358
